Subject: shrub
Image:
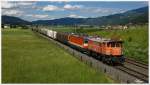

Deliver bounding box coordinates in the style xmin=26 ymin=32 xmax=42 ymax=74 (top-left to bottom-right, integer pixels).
xmin=128 ymin=37 xmax=132 ymax=42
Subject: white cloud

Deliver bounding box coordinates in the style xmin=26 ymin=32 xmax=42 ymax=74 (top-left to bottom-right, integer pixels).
xmin=26 ymin=14 xmax=49 ymax=19
xmin=43 ymin=5 xmax=61 ymax=11
xmin=80 ymin=7 xmax=127 ymax=16
xmin=26 ymin=14 xmax=56 ymax=21
xmin=17 ymin=2 xmax=35 ymax=6
xmin=2 ymin=9 xmax=24 ymax=16
xmin=93 ymin=8 xmax=126 ymax=14
xmin=31 ymin=5 xmax=42 ymax=10
xmin=64 ymin=4 xmax=82 ymax=10
xmin=2 ymin=1 xmax=15 ymax=9
xmin=68 ymin=14 xmax=85 ymax=18
xmin=2 ymin=1 xmax=36 ymax=9
xmin=1 ymin=1 xmax=25 ymax=17
xmin=42 ymin=4 xmax=83 ymax=11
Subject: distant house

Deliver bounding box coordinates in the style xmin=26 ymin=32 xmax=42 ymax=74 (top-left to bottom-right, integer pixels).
xmin=2 ymin=24 xmax=10 ymax=29
xmin=107 ymin=25 xmax=128 ymax=30
xmin=123 ymin=25 xmax=128 ymax=29
xmin=105 ymin=25 xmax=111 ymax=29
xmin=77 ymin=25 xmax=92 ymax=28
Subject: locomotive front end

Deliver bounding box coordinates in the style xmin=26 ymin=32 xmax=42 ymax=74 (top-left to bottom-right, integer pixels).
xmin=110 ymin=41 xmax=125 ymax=64
xmin=111 ymin=42 xmax=123 ymax=56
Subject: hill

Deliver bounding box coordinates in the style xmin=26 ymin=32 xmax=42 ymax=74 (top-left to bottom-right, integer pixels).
xmin=86 ymin=6 xmax=148 ymax=25
xmin=2 ymin=15 xmax=31 ymax=25
xmin=32 ymin=17 xmax=84 ymax=25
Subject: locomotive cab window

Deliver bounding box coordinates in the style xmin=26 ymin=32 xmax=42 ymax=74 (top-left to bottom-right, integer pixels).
xmin=84 ymin=39 xmax=88 ymax=43
xmin=107 ymin=43 xmax=111 ymax=47
xmin=110 ymin=42 xmax=121 ymax=47
xmin=116 ymin=43 xmax=121 ymax=47
xmin=111 ymin=43 xmax=115 ymax=47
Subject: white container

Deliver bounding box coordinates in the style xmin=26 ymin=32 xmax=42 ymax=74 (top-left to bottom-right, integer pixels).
xmin=47 ymin=30 xmax=53 ymax=38
xmin=53 ymin=31 xmax=57 ymax=39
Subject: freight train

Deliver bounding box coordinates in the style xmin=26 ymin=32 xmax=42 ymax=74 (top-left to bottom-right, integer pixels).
xmin=32 ymin=27 xmax=125 ymax=64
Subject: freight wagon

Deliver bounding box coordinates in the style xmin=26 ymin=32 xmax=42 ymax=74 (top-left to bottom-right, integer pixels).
xmin=47 ymin=30 xmax=57 ymax=39
xmin=68 ymin=34 xmax=89 ymax=52
xmin=56 ymin=32 xmax=69 ymax=44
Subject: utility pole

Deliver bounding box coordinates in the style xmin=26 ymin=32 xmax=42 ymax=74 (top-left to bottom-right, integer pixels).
xmin=74 ymin=24 xmax=76 ymax=33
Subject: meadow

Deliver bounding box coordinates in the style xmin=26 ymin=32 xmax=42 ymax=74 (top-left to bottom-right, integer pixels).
xmin=51 ymin=25 xmax=148 ymax=64
xmin=2 ymin=28 xmax=113 ymax=83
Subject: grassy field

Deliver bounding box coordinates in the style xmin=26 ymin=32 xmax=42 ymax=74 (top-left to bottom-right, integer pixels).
xmin=51 ymin=25 xmax=148 ymax=64
xmin=51 ymin=26 xmax=100 ymax=33
xmin=2 ymin=29 xmax=113 ymax=83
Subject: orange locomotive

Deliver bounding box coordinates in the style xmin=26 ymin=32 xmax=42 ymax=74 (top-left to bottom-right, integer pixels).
xmin=68 ymin=34 xmax=88 ymax=51
xmin=88 ymin=37 xmax=124 ymax=64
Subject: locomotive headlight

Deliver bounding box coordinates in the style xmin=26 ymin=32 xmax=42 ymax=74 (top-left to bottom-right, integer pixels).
xmin=84 ymin=43 xmax=88 ymax=46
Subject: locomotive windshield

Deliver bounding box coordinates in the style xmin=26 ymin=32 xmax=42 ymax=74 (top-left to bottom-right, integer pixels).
xmin=107 ymin=42 xmax=122 ymax=47
xmin=116 ymin=43 xmax=121 ymax=47
xmin=84 ymin=39 xmax=88 ymax=43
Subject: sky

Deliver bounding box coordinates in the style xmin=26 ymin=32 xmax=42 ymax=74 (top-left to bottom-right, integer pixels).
xmin=2 ymin=0 xmax=148 ymax=21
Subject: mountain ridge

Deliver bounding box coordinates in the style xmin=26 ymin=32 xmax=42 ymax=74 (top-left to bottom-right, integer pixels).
xmin=2 ymin=6 xmax=148 ymax=26
xmin=2 ymin=15 xmax=31 ymax=25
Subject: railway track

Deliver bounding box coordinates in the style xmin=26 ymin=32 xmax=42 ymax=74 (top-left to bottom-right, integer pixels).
xmin=115 ymin=65 xmax=148 ymax=83
xmin=115 ymin=58 xmax=149 ymax=83
xmin=125 ymin=58 xmax=148 ymax=69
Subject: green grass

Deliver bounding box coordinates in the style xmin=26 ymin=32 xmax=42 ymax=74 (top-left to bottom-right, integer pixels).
xmin=52 ymin=25 xmax=148 ymax=64
xmin=51 ymin=26 xmax=100 ymax=33
xmin=2 ymin=29 xmax=113 ymax=83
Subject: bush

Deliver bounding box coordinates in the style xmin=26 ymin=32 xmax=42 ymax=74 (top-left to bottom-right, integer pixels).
xmin=21 ymin=25 xmax=28 ymax=29
xmin=128 ymin=37 xmax=132 ymax=42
